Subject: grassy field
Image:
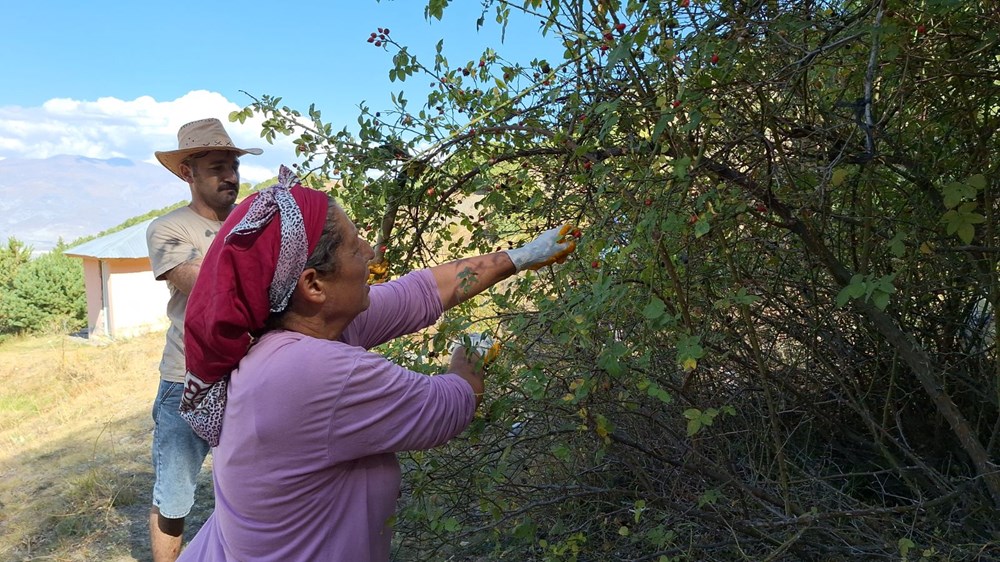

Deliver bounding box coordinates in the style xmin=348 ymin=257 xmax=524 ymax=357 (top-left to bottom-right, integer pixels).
xmin=0 ymin=330 xmax=214 ymax=561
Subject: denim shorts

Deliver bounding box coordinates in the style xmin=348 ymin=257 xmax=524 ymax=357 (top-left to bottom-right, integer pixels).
xmin=151 ymin=380 xmax=211 ymax=519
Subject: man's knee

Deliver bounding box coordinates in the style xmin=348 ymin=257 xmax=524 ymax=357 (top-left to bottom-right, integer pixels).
xmin=151 ymin=506 xmax=185 ymax=537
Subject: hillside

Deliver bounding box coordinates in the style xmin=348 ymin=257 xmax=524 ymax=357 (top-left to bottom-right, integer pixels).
xmin=0 ymin=156 xmax=187 ymax=252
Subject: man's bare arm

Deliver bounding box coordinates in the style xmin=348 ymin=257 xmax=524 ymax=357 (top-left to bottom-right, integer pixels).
xmin=163 ymin=258 xmax=203 ymax=295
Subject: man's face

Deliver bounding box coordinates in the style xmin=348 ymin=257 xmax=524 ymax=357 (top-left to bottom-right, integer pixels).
xmin=182 ymin=151 xmax=241 ymax=214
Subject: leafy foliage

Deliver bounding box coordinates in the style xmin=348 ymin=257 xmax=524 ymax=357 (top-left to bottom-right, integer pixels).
xmin=0 ymin=247 xmax=85 ymax=334
xmin=240 ymin=0 xmax=998 ymax=559
xmin=0 ymin=237 xmax=31 ymax=289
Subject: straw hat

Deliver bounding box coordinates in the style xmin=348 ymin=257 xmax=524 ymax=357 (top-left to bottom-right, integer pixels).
xmin=155 ymin=118 xmax=263 ymax=180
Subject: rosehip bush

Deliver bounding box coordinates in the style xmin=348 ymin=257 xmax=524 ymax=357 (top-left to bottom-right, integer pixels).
xmin=237 ymin=1 xmax=999 ymax=559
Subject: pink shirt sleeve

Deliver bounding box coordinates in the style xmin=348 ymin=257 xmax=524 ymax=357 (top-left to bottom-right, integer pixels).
xmin=341 ymin=269 xmax=443 ymax=350
xmin=325 ymin=350 xmax=476 ymax=463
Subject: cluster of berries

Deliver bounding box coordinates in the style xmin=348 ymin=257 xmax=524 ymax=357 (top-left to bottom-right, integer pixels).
xmin=367 ymin=27 xmax=390 ymax=47
xmin=599 ymin=22 xmax=632 ymax=53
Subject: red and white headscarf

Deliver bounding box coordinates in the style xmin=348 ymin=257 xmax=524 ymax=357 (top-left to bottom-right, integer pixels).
xmin=181 ymin=166 xmax=329 ymax=445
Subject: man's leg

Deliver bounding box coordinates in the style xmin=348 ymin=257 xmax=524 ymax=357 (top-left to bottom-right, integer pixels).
xmin=150 ymin=380 xmax=211 ymax=562
xmin=150 ymin=506 xmax=184 ymax=562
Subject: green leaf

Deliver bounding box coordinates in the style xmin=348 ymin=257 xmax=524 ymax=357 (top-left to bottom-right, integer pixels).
xmin=606 ymin=41 xmax=631 ymax=68
xmin=835 ymin=286 xmax=852 ymax=308
xmin=651 ymin=113 xmax=672 ymax=141
xmin=831 ymin=167 xmax=849 ymax=186
xmin=642 ymin=297 xmax=666 ymax=319
xmin=645 ymin=382 xmax=673 ymax=404
xmin=942 ymin=181 xmax=974 ymax=209
xmin=693 ymin=216 xmax=711 ymax=238
xmin=889 ymin=231 xmax=907 ymax=258
xmin=872 ymin=291 xmax=891 ymax=310
xmin=957 ymin=223 xmax=975 ymax=244
xmin=898 ymin=537 xmax=915 ymax=557
xmin=967 ymin=173 xmax=987 ymax=190
xmin=686 ymin=418 xmax=702 ymax=436
xmin=426 ymin=0 xmax=448 ymax=20
xmin=698 ymin=488 xmax=722 ymax=507
xmin=942 ymin=203 xmax=985 ymax=243
xmin=673 ymin=157 xmax=691 ymax=179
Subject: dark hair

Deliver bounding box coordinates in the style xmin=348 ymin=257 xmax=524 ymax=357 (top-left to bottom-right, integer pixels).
xmin=259 ymin=198 xmax=342 ymax=333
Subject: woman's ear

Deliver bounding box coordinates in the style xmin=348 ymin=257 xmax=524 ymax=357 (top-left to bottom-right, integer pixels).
xmin=295 ymin=268 xmax=327 ymax=304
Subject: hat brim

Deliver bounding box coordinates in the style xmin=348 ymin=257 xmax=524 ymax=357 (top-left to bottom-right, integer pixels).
xmin=155 ymin=146 xmax=264 ymax=181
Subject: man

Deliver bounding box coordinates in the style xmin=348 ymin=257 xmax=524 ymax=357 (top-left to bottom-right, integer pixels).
xmin=145 ymin=118 xmax=262 ymax=562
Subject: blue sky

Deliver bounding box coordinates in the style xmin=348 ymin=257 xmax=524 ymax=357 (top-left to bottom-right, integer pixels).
xmin=0 ymin=0 xmax=561 ymax=182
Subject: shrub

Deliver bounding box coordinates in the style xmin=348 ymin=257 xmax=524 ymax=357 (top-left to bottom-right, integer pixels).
xmin=0 ymin=249 xmax=85 ymax=334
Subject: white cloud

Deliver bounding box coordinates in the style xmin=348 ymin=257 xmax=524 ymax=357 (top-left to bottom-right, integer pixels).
xmin=0 ymin=90 xmax=299 ymax=183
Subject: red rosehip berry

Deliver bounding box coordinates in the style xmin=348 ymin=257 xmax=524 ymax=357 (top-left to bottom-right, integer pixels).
xmin=916 ymin=24 xmax=926 ymax=34
xmin=615 ymin=23 xmax=626 ymax=33
xmin=591 ymin=260 xmax=601 ymax=269
xmin=672 ymin=100 xmax=682 ymax=108
xmin=583 ymin=161 xmax=592 ymax=171
xmin=644 ymin=198 xmax=653 ymax=206
xmin=711 ymin=53 xmax=719 ymax=64
xmin=379 ymin=245 xmax=387 ymax=253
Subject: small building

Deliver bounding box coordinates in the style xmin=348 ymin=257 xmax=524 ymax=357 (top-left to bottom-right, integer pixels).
xmin=65 ymin=219 xmax=169 ymax=339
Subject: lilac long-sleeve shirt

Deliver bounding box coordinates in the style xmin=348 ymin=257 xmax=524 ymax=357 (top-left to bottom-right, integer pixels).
xmin=178 ymin=270 xmax=477 ymax=561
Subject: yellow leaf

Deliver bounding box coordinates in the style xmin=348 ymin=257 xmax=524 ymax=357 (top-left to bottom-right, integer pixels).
xmin=682 ymin=357 xmax=697 ymax=372
xmin=920 ymin=242 xmax=934 ymax=254
xmin=563 ymin=393 xmax=575 ymax=402
xmin=831 ymin=168 xmax=848 ymax=187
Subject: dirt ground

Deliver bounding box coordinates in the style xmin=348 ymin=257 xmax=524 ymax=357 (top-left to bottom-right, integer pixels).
xmin=0 ymin=330 xmax=215 ymax=561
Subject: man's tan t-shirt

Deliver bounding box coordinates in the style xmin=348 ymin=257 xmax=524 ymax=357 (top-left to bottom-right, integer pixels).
xmin=146 ymin=206 xmax=224 ymax=383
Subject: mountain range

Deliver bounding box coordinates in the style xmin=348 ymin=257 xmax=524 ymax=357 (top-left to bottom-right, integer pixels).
xmin=0 ymin=155 xmax=190 ymax=252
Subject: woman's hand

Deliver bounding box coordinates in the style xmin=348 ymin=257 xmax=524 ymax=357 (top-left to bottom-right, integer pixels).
xmin=504 ymin=224 xmax=577 ymax=271
xmin=447 ymin=333 xmax=497 ymax=406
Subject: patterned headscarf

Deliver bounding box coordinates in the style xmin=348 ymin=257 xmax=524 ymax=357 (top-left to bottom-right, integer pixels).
xmin=181 ymin=166 xmax=330 ymax=445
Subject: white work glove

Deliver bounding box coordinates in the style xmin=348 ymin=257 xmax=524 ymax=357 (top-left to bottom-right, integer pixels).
xmin=450 ymin=332 xmax=501 ymax=365
xmin=504 ymin=224 xmax=578 ymax=272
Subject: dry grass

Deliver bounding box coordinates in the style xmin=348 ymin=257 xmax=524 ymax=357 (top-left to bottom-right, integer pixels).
xmin=0 ymin=330 xmax=214 ymax=561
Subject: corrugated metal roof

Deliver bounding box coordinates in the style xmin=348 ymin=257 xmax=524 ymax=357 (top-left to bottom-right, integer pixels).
xmin=65 ymin=218 xmax=155 ymax=259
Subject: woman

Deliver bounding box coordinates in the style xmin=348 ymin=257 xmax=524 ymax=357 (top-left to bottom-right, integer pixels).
xmin=176 ymin=166 xmax=575 ymax=561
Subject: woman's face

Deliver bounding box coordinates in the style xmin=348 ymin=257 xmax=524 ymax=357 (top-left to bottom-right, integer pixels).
xmin=326 ymin=204 xmax=376 ymax=316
